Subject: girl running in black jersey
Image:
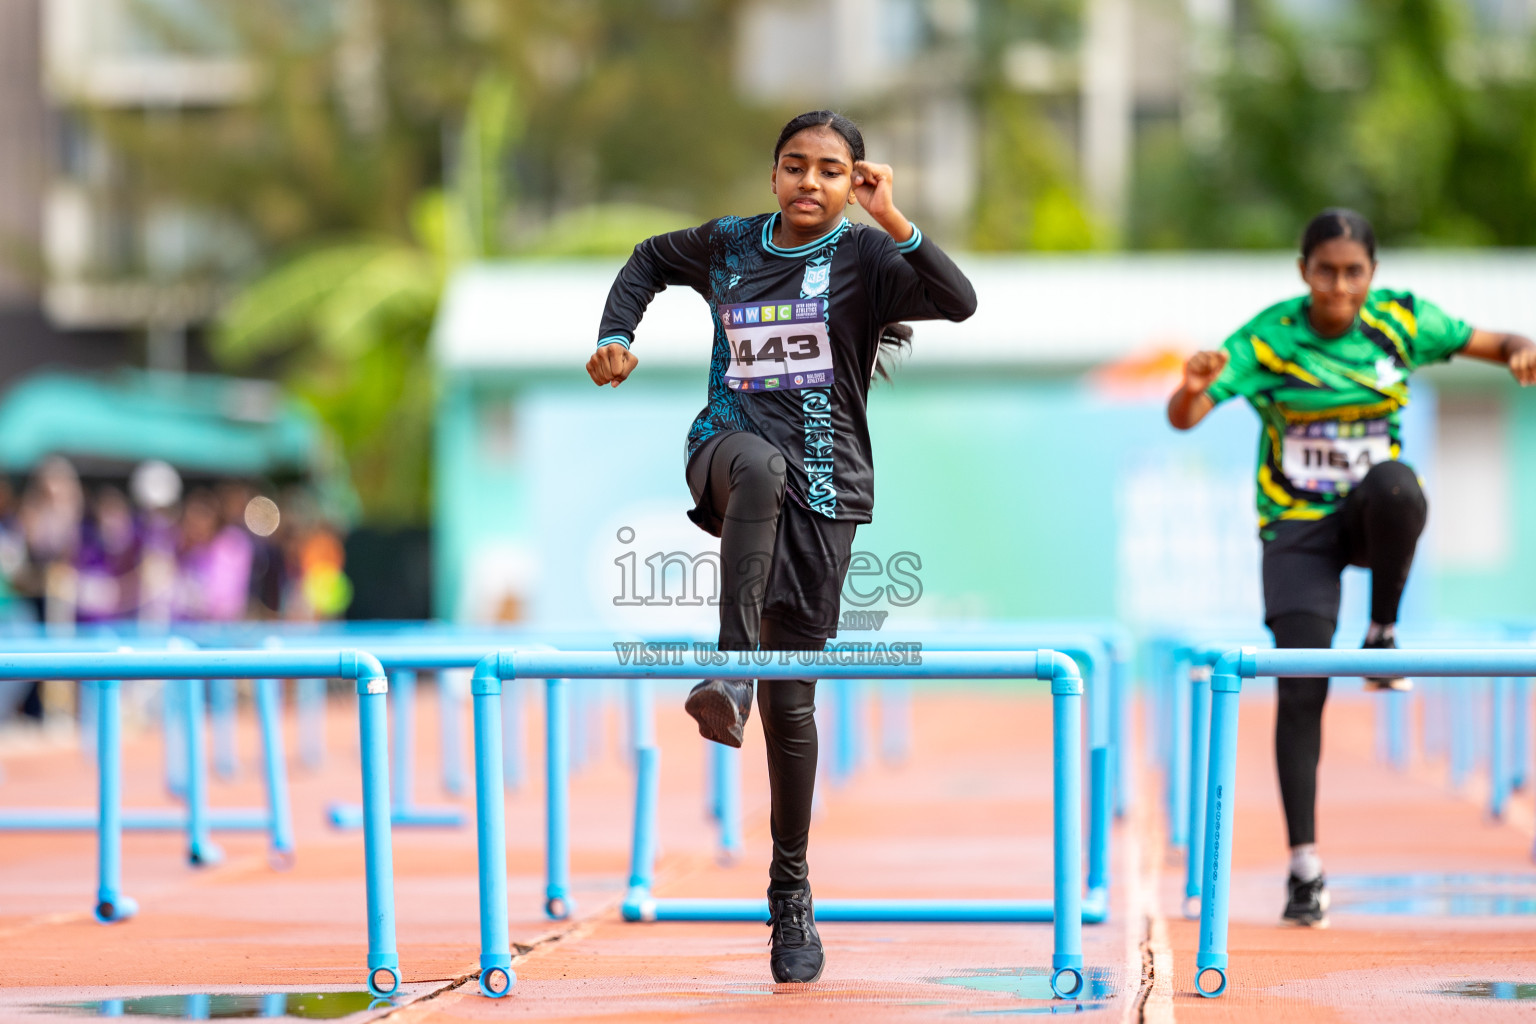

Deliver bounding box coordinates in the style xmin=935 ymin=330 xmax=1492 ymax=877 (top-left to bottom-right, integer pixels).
xmin=1168 ymin=208 xmax=1536 ymax=928
xmin=587 ymin=110 xmax=976 ymax=982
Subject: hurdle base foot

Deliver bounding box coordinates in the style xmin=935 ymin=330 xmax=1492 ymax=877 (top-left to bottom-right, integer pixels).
xmin=94 ymin=895 xmax=139 ymax=923
xmin=188 ymin=841 xmax=224 ymax=867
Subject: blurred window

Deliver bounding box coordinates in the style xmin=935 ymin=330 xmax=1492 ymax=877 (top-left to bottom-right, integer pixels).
xmin=1433 ymin=396 xmax=1510 ymax=570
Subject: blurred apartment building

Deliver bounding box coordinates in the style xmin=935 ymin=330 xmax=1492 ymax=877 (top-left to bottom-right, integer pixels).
xmin=735 ymin=0 xmax=1536 ymax=241
xmin=0 ymin=0 xmax=249 ymax=381
xmin=5 ymin=0 xmax=1534 ymax=375
xmin=733 ymin=0 xmax=1195 ymax=240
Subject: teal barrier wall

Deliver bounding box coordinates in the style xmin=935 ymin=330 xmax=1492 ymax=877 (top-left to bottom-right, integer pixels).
xmin=431 ymin=367 xmax=1495 ymax=634
xmin=1434 ymin=378 xmax=1536 ymax=622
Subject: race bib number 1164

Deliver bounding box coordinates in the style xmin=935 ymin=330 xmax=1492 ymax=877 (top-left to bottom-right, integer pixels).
xmin=720 ymin=298 xmax=833 ymax=392
xmin=1282 ymin=417 xmax=1394 ymax=493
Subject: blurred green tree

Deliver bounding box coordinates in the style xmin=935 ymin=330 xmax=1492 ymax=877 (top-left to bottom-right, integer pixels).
xmin=90 ymin=0 xmax=777 ymax=525
xmin=1130 ymin=0 xmax=1536 ymax=249
xmin=971 ymin=0 xmax=1098 ymax=251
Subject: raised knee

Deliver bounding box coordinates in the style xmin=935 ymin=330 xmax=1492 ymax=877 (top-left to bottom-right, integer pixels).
xmin=732 ymin=449 xmax=786 ymax=503
xmin=1364 ymin=461 xmax=1424 ymax=506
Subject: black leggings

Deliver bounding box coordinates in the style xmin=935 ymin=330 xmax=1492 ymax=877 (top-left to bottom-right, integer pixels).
xmin=1267 ymin=460 xmax=1428 ymax=847
xmin=687 ymin=431 xmax=825 ymax=889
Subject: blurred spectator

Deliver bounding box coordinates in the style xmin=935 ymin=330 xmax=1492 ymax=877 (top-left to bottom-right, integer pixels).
xmin=17 ymin=456 xmax=84 ymax=628
xmin=0 ymin=457 xmax=340 ymax=643
xmin=131 ymin=460 xmax=183 ymax=628
xmin=0 ymin=479 xmax=25 ymax=615
xmin=75 ymin=486 xmax=141 ymax=623
xmin=174 ymin=489 xmax=254 ymax=623
xmin=278 ymin=488 xmax=351 ymax=621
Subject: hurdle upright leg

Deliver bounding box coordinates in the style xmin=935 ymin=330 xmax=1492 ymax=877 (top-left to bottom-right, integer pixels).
xmin=1183 ymin=667 xmax=1211 ymax=918
xmin=469 ymin=668 xmax=514 ymax=998
xmin=717 ymin=744 xmax=742 ymax=864
xmin=183 ymin=679 xmax=222 ymax=866
xmin=628 ymin=746 xmax=661 ymax=895
xmin=255 ymin=678 xmax=295 ymax=866
xmin=1490 ymin=678 xmax=1510 ymax=819
xmin=1049 ymin=658 xmax=1085 ymax=999
xmin=545 ymin=678 xmax=574 ymax=919
xmin=211 ymin=679 xmax=238 ymax=780
xmin=1086 ymin=665 xmax=1112 ymax=915
xmin=94 ymin=680 xmax=137 ymax=923
xmin=1168 ymin=654 xmax=1192 ymax=849
xmin=163 ymin=679 xmax=187 ymax=797
xmin=1112 ymin=654 xmax=1131 ymax=818
xmin=80 ymin=680 xmax=98 ymax=763
xmin=1194 ymin=664 xmax=1242 ymax=998
xmin=356 ymin=672 xmax=401 ymax=997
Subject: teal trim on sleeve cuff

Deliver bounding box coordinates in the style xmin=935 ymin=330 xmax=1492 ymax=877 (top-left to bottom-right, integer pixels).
xmin=597 ymin=336 xmax=631 ymax=350
xmin=895 ymin=223 xmax=923 ymax=254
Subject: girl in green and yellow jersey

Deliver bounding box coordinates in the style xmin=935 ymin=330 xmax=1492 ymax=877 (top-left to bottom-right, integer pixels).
xmin=1167 ymin=208 xmax=1536 ymax=928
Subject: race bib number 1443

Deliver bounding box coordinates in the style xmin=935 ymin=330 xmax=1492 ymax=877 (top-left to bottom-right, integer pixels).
xmin=721 ymin=298 xmax=833 ymax=392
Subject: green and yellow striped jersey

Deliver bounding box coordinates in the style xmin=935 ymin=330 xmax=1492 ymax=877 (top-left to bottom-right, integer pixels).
xmin=1206 ymin=289 xmax=1472 ymax=530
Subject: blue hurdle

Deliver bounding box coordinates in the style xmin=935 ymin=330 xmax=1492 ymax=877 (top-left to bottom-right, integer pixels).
xmin=0 ymin=637 xmax=291 ymax=864
xmin=451 ymin=647 xmax=1093 ymax=1001
xmin=0 ymin=648 xmax=400 ymax=997
xmin=1193 ymin=647 xmax=1536 ymax=999
xmin=607 ymin=627 xmax=1120 ymax=925
xmin=1161 ymin=626 xmax=1536 ymax=902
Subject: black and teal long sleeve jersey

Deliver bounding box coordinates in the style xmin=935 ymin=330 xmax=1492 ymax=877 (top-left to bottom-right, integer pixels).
xmin=595 ymin=213 xmax=977 ymax=523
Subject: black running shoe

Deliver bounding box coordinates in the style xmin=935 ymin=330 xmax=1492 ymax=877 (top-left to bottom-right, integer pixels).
xmin=684 ymin=679 xmax=753 ymax=748
xmin=1361 ymin=632 xmax=1411 ymax=691
xmin=767 ymin=886 xmax=825 ymax=983
xmin=1282 ymin=872 xmax=1330 ymax=928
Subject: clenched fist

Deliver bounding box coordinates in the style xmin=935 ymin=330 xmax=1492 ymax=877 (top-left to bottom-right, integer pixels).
xmin=1183 ymin=350 xmax=1230 ymax=395
xmin=587 ymin=344 xmax=638 ymax=387
xmin=1511 ymin=343 xmax=1536 ymax=387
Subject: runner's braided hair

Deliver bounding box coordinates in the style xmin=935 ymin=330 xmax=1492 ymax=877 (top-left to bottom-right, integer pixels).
xmin=1301 ymin=208 xmax=1377 ymax=262
xmin=776 ymin=110 xmax=912 ymax=382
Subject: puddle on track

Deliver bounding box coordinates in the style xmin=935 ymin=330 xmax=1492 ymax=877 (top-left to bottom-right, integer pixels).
xmin=1441 ymin=981 xmax=1536 ymax=1001
xmin=30 ymin=992 xmax=392 ymax=1020
xmin=927 ymin=968 xmax=1113 ymax=1015
xmin=1330 ymin=873 xmax=1536 ymax=917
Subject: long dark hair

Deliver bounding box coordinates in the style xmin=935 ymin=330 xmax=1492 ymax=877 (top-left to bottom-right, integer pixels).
xmin=774 ymin=111 xmax=911 ymax=382
xmin=1301 ymin=208 xmax=1377 ymax=262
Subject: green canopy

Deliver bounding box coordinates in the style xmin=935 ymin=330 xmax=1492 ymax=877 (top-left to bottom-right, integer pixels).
xmin=0 ymin=370 xmax=327 ymax=479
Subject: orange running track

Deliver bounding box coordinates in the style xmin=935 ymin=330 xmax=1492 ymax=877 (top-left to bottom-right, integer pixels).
xmin=0 ymin=680 xmax=1532 ymax=1021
